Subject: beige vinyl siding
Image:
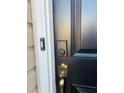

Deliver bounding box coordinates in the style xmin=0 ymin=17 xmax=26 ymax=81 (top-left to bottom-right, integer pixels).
xmin=27 ymin=47 xmax=35 ymax=71
xmin=27 ymin=69 xmax=37 ymax=92
xmin=31 ymin=88 xmax=38 ymax=93
xmin=27 ymin=23 xmax=34 ymax=47
xmin=27 ymin=0 xmax=38 ymax=93
xmin=27 ymin=0 xmax=32 ymax=23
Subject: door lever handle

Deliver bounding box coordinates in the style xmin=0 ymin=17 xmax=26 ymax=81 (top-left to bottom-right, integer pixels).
xmin=58 ymin=63 xmax=68 ymax=93
xmin=58 ymin=63 xmax=68 ymax=78
xmin=59 ymin=79 xmax=64 ymax=93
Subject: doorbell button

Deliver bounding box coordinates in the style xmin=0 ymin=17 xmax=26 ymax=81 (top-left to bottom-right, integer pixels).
xmin=40 ymin=38 xmax=45 ymax=51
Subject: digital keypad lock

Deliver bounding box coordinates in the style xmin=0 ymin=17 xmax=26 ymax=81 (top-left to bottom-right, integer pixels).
xmin=57 ymin=40 xmax=67 ymax=57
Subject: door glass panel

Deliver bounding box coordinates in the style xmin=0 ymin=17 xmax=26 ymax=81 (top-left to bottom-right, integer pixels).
xmin=53 ymin=0 xmax=71 ymax=35
xmin=81 ymin=0 xmax=97 ymax=49
xmin=71 ymin=0 xmax=97 ymax=57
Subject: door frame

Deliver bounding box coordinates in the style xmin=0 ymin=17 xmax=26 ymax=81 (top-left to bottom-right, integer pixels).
xmin=31 ymin=0 xmax=56 ymax=93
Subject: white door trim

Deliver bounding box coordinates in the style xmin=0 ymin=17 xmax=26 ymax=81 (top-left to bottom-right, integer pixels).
xmin=31 ymin=0 xmax=56 ymax=93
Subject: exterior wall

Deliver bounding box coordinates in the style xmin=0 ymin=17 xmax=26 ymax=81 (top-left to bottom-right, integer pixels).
xmin=27 ymin=0 xmax=38 ymax=93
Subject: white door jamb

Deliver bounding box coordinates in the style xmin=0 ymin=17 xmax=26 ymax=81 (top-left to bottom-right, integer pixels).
xmin=31 ymin=0 xmax=56 ymax=93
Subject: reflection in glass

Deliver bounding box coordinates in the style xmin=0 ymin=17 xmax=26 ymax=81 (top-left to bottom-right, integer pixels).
xmin=81 ymin=0 xmax=97 ymax=49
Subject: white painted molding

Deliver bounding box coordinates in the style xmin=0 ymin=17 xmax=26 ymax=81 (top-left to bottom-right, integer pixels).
xmin=44 ymin=0 xmax=57 ymax=93
xmin=31 ymin=0 xmax=56 ymax=93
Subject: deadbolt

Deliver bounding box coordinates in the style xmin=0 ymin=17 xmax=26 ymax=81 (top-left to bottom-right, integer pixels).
xmin=58 ymin=49 xmax=65 ymax=56
xmin=57 ymin=40 xmax=67 ymax=56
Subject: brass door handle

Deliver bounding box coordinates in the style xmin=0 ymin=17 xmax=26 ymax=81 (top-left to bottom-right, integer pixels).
xmin=59 ymin=79 xmax=64 ymax=93
xmin=58 ymin=63 xmax=68 ymax=78
xmin=58 ymin=63 xmax=68 ymax=93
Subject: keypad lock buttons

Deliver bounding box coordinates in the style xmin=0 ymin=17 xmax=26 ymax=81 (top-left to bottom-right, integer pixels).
xmin=57 ymin=40 xmax=67 ymax=57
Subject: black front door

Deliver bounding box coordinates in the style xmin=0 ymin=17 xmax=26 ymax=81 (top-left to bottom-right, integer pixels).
xmin=53 ymin=0 xmax=97 ymax=93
